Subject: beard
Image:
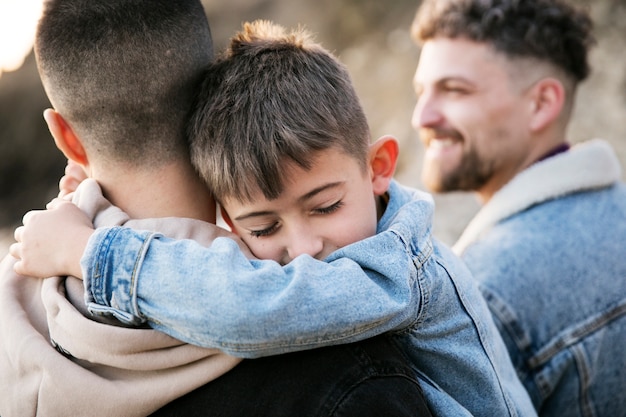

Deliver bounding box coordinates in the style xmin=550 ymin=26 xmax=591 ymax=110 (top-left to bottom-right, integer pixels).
xmin=421 ymin=141 xmax=494 ymax=193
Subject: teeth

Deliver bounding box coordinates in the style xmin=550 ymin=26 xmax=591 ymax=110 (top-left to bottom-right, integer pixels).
xmin=429 ymin=139 xmax=454 ymax=149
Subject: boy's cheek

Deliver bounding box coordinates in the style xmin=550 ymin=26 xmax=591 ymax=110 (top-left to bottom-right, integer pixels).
xmin=238 ymin=235 xmax=284 ymax=264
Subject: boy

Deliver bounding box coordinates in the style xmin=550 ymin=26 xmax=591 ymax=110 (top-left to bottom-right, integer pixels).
xmin=13 ymin=21 xmax=535 ymax=416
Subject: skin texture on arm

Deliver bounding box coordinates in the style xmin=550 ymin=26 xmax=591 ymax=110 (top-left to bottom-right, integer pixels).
xmin=12 ymin=200 xmax=91 ymax=279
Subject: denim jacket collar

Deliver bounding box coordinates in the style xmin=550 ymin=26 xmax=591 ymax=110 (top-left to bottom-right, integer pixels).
xmin=454 ymin=139 xmax=622 ymax=254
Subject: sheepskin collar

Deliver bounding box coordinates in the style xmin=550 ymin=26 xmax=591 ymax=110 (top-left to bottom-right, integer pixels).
xmin=453 ymin=139 xmax=622 ymax=255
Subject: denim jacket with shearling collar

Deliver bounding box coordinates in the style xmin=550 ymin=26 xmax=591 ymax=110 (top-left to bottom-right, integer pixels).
xmin=457 ymin=139 xmax=626 ymax=416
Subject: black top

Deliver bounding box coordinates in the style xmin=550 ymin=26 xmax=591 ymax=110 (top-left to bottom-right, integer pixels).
xmin=152 ymin=334 xmax=432 ymax=417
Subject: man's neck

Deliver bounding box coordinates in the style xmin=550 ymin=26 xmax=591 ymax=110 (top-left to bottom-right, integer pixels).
xmin=477 ymin=135 xmax=569 ymax=204
xmin=92 ymin=161 xmax=216 ymax=224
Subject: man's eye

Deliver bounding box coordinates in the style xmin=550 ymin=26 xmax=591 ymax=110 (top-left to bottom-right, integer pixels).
xmin=314 ymin=200 xmax=343 ymax=215
xmin=249 ymin=222 xmax=280 ymax=238
xmin=444 ymin=85 xmax=468 ymax=95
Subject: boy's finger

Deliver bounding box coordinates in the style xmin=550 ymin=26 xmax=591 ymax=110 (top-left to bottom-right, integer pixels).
xmin=65 ymin=160 xmax=87 ymax=179
xmin=12 ymin=258 xmax=26 ymax=277
xmin=21 ymin=211 xmax=35 ymax=226
xmin=46 ymin=198 xmax=67 ymax=210
xmin=13 ymin=226 xmax=23 ymax=243
xmin=9 ymin=242 xmax=20 ymax=260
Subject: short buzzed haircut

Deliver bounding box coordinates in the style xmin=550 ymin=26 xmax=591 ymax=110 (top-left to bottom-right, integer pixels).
xmin=412 ymin=0 xmax=595 ymax=83
xmin=35 ymin=0 xmax=213 ymax=167
xmin=188 ymin=20 xmax=371 ymax=204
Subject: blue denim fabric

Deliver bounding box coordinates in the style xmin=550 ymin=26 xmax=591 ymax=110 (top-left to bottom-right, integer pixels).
xmin=82 ymin=180 xmax=536 ymax=416
xmin=461 ymin=184 xmax=626 ymax=417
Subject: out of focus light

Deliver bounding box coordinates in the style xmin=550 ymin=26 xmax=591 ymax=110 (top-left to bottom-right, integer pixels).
xmin=0 ymin=0 xmax=43 ymax=77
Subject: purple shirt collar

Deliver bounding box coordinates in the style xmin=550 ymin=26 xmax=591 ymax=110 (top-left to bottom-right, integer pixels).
xmin=536 ymin=142 xmax=570 ymax=163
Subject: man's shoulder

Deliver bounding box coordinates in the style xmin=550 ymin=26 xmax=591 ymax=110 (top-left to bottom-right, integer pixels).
xmin=154 ymin=335 xmax=433 ymax=417
xmin=500 ymin=182 xmax=626 ymax=234
xmin=462 ymin=183 xmax=626 ymax=286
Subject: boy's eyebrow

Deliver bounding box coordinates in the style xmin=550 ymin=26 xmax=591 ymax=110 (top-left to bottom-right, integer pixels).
xmin=233 ymin=182 xmax=345 ymax=222
xmin=298 ymin=181 xmax=344 ymax=203
xmin=233 ymin=210 xmax=275 ymax=222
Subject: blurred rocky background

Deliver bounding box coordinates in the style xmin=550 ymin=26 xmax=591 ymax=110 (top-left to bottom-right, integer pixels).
xmin=1 ymin=0 xmax=625 ymax=256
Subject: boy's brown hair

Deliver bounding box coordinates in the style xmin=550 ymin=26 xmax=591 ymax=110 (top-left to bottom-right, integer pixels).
xmin=188 ymin=20 xmax=371 ymax=204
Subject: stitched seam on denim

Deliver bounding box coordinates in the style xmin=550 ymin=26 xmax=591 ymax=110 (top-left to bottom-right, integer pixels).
xmin=528 ymin=300 xmax=626 ymax=369
xmin=481 ymin=290 xmax=534 ymax=416
xmin=92 ymin=227 xmax=121 ymax=304
xmin=411 ymin=238 xmax=432 ymax=328
xmin=572 ymin=344 xmax=597 ymax=417
xmin=213 ymin=322 xmax=405 ymax=353
xmin=480 ymin=287 xmax=532 ymax=352
xmin=413 ymin=237 xmax=433 ymax=270
xmin=318 ymin=347 xmax=376 ymax=416
xmin=444 ymin=262 xmax=521 ymax=417
xmin=327 ymin=372 xmax=423 ymax=416
xmin=128 ymin=233 xmax=155 ymax=320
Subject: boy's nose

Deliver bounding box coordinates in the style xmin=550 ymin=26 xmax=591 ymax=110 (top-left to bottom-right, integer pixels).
xmin=286 ymin=233 xmax=324 ymax=262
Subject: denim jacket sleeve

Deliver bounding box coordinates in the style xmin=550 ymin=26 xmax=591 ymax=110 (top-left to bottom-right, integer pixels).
xmin=83 ymin=225 xmax=422 ymax=357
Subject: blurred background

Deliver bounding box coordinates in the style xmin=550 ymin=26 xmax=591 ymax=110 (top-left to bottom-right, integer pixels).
xmin=1 ymin=0 xmax=625 ymax=257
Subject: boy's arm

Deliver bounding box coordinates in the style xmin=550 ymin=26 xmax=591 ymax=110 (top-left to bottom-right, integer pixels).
xmin=82 ymin=226 xmax=420 ymax=357
xmin=11 ymin=194 xmax=426 ymax=358
xmin=11 ymin=200 xmax=92 ymax=279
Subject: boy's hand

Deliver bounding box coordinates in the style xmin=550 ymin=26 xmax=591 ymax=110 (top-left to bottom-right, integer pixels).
xmin=58 ymin=160 xmax=88 ymax=198
xmin=10 ymin=199 xmax=94 ymax=279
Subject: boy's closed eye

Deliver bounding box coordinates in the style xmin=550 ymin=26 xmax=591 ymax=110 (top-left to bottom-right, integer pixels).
xmin=311 ymin=200 xmax=344 ymax=215
xmin=243 ymin=199 xmax=345 ymax=238
xmin=249 ymin=221 xmax=281 ymax=238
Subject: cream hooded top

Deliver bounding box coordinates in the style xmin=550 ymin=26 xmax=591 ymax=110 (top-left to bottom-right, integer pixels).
xmin=0 ymin=179 xmax=248 ymax=416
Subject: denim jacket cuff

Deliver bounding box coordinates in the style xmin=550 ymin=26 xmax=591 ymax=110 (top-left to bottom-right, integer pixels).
xmin=83 ymin=226 xmax=154 ymax=326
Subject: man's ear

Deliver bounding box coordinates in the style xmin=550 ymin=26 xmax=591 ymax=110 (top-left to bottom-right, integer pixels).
xmin=528 ymin=78 xmax=565 ymax=133
xmin=44 ymin=109 xmax=89 ymax=166
xmin=368 ymin=135 xmax=399 ymax=195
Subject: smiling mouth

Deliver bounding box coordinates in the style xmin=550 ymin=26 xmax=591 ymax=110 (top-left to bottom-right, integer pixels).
xmin=421 ymin=128 xmax=463 ymax=148
xmin=428 ymin=138 xmax=457 ymax=149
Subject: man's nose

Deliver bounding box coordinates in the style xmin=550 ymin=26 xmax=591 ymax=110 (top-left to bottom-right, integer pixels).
xmin=412 ymin=92 xmax=442 ymax=130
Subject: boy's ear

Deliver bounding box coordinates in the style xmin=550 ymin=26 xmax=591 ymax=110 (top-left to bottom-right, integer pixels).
xmin=220 ymin=206 xmax=236 ymax=232
xmin=44 ymin=109 xmax=89 ymax=166
xmin=528 ymin=77 xmax=565 ymax=132
xmin=369 ymin=135 xmax=399 ymax=195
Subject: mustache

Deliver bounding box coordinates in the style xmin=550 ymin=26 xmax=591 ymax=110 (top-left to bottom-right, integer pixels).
xmin=420 ymin=128 xmax=463 ymax=143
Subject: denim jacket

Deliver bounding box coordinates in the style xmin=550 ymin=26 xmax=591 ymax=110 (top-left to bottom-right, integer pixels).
xmin=82 ymin=179 xmax=536 ymax=416
xmin=455 ymin=140 xmax=626 ymax=417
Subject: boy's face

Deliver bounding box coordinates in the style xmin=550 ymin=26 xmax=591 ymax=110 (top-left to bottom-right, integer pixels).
xmin=222 ymin=148 xmax=380 ymax=265
xmin=412 ymin=37 xmax=535 ymax=199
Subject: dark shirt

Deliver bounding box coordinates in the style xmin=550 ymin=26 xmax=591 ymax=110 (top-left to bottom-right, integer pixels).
xmin=152 ymin=334 xmax=432 ymax=417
